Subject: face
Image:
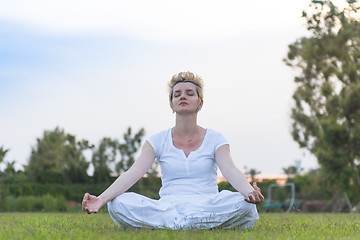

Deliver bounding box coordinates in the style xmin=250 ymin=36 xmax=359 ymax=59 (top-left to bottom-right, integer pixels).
xmin=171 ymin=82 xmax=203 ymax=114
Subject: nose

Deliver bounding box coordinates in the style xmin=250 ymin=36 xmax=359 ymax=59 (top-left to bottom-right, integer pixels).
xmin=179 ymin=92 xmax=187 ymax=100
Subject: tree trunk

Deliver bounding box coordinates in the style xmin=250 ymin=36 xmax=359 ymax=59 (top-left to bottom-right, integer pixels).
xmin=350 ymin=160 xmax=360 ymax=193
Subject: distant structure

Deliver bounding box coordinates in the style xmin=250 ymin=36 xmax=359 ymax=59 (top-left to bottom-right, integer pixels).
xmin=217 ymin=175 xmax=288 ymax=185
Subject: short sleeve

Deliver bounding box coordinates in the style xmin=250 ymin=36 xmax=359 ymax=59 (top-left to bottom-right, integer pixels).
xmin=214 ymin=132 xmax=229 ymax=151
xmin=146 ymin=129 xmax=167 ymax=159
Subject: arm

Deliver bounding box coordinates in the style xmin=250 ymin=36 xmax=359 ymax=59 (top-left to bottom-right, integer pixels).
xmin=215 ymin=145 xmax=264 ymax=204
xmin=82 ymin=141 xmax=156 ymax=213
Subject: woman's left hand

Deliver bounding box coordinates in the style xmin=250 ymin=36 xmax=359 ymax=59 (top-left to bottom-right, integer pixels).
xmin=245 ymin=182 xmax=264 ymax=204
xmin=82 ymin=193 xmax=105 ymax=214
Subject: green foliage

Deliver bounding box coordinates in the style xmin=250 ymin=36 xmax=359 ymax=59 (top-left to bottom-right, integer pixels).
xmin=1 ymin=171 xmax=28 ymax=184
xmin=282 ymin=160 xmax=304 ymax=178
xmin=0 ymin=183 xmax=113 ymax=202
xmin=26 ymin=127 xmax=93 ymax=183
xmin=4 ymin=160 xmax=16 ymax=176
xmin=284 ymin=0 xmax=360 ymax=194
xmin=116 ymin=127 xmax=145 ymax=174
xmin=129 ymin=176 xmax=162 ymax=199
xmin=0 ymin=194 xmax=67 ymax=212
xmin=0 ymin=176 xmax=162 ymax=204
xmin=257 ymin=179 xmax=277 ymax=198
xmin=287 ymin=169 xmax=335 ymax=212
xmin=91 ymin=127 xmax=155 ymax=183
xmin=217 ymin=179 xmax=276 ymax=200
xmin=0 ymin=146 xmax=9 ymax=164
xmin=92 ymin=137 xmax=117 ymax=183
xmin=217 ymin=181 xmax=236 ymax=192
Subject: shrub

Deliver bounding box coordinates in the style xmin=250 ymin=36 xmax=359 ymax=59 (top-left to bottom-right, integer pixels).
xmin=0 ymin=194 xmax=68 ymax=212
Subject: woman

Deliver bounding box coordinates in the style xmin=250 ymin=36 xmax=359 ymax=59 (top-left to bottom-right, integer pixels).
xmin=82 ymin=71 xmax=264 ymax=229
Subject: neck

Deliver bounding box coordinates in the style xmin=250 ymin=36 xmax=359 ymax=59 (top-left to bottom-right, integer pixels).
xmin=173 ymin=113 xmax=198 ymax=137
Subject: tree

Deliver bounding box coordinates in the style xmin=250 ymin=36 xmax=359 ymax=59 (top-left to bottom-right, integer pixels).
xmin=283 ymin=160 xmax=304 ymax=178
xmin=91 ymin=127 xmax=154 ymax=183
xmin=0 ymin=146 xmax=9 ymax=165
xmin=91 ymin=137 xmax=117 ymax=183
xmin=244 ymin=166 xmax=261 ymax=183
xmin=4 ymin=161 xmax=16 ymax=176
xmin=284 ymin=0 xmax=360 ymax=196
xmin=27 ymin=127 xmax=93 ymax=183
xmin=116 ymin=127 xmax=145 ymax=174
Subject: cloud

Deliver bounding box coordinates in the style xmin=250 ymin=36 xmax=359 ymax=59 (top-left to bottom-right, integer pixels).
xmin=0 ymin=0 xmax=309 ymax=42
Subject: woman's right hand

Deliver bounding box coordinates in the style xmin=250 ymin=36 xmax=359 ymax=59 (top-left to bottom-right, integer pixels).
xmin=82 ymin=193 xmax=106 ymax=214
xmin=245 ymin=182 xmax=265 ymax=204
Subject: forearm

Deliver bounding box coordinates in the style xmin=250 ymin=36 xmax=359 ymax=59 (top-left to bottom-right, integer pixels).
xmin=98 ymin=168 xmax=143 ymax=204
xmin=222 ymin=167 xmax=253 ymax=197
xmin=215 ymin=145 xmax=253 ymax=197
xmin=98 ymin=141 xmax=155 ymax=204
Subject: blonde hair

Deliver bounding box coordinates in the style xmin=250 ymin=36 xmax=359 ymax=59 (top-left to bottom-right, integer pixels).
xmin=168 ymin=71 xmax=204 ymax=108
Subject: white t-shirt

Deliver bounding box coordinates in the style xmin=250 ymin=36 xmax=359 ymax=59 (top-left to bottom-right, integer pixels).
xmin=146 ymin=128 xmax=229 ymax=197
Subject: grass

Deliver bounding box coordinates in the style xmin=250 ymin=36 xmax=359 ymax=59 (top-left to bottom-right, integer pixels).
xmin=0 ymin=213 xmax=359 ymax=240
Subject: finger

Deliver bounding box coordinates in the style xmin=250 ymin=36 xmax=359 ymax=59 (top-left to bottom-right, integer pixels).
xmin=83 ymin=193 xmax=89 ymax=201
xmin=255 ymin=192 xmax=262 ymax=202
xmin=251 ymin=194 xmax=258 ymax=203
xmin=256 ymin=194 xmax=264 ymax=203
xmin=244 ymin=197 xmax=253 ymax=203
xmin=245 ymin=197 xmax=255 ymax=204
xmin=259 ymin=193 xmax=265 ymax=201
xmin=82 ymin=200 xmax=87 ymax=210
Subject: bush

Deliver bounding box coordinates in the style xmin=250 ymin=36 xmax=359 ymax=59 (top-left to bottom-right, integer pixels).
xmin=0 ymin=183 xmax=112 ymax=202
xmin=0 ymin=194 xmax=68 ymax=212
xmin=217 ymin=181 xmax=236 ymax=192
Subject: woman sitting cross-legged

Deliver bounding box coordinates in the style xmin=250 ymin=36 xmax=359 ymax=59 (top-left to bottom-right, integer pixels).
xmin=82 ymin=71 xmax=264 ymax=230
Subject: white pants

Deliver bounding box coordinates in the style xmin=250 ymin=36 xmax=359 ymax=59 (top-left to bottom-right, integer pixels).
xmin=107 ymin=190 xmax=259 ymax=230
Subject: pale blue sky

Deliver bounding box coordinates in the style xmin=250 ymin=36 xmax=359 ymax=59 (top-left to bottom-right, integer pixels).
xmin=1 ymin=0 xmax=328 ymax=176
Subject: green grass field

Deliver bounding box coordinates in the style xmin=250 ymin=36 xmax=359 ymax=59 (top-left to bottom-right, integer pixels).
xmin=1 ymin=213 xmax=359 ymax=240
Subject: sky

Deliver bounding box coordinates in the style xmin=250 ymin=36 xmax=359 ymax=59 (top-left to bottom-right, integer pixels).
xmin=0 ymin=0 xmax=339 ymax=177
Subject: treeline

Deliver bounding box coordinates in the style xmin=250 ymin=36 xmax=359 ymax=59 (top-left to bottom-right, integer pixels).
xmin=0 ymin=126 xmax=161 ymax=212
xmin=1 ymin=126 xmax=159 ymax=184
xmin=1 ymin=125 xmax=360 ymax=212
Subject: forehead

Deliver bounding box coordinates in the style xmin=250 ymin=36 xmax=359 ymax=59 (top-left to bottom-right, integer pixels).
xmin=172 ymin=82 xmax=197 ymax=92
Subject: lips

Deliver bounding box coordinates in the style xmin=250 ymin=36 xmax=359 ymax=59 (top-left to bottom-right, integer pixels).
xmin=179 ymin=102 xmax=188 ymax=106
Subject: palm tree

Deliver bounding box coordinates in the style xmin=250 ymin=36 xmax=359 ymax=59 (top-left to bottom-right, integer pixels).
xmin=5 ymin=161 xmax=16 ymax=175
xmin=0 ymin=146 xmax=9 ymax=164
xmin=244 ymin=166 xmax=261 ymax=183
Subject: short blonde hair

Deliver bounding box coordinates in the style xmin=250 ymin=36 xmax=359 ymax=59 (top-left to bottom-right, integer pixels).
xmin=168 ymin=71 xmax=204 ymax=108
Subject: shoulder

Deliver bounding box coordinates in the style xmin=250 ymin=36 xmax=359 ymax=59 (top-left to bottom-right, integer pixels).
xmin=206 ymin=128 xmax=227 ymax=139
xmin=205 ymin=128 xmax=229 ymax=150
xmin=146 ymin=128 xmax=170 ymax=150
xmin=148 ymin=128 xmax=170 ymax=140
xmin=146 ymin=129 xmax=171 ymax=158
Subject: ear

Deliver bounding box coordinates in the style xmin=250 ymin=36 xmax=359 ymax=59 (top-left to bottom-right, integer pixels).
xmin=198 ymin=99 xmax=203 ymax=110
xmin=169 ymin=100 xmax=174 ymax=110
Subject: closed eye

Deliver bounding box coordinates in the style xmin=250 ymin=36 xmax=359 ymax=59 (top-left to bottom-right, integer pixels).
xmin=173 ymin=89 xmax=196 ymax=98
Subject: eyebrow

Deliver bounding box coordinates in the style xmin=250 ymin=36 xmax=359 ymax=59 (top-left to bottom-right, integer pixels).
xmin=174 ymin=89 xmax=195 ymax=93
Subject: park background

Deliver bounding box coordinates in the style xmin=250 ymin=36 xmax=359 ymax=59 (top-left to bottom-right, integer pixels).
xmin=1 ymin=0 xmax=359 ymax=213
